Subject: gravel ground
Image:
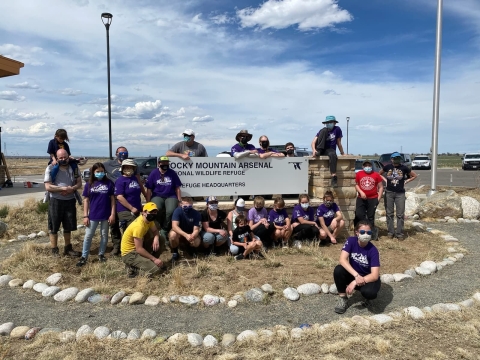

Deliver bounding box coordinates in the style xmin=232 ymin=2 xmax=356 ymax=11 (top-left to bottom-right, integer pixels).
xmin=0 ymin=223 xmax=479 ymax=336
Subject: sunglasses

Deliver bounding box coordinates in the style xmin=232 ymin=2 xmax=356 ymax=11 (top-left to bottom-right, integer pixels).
xmin=359 ymin=230 xmax=372 ymax=235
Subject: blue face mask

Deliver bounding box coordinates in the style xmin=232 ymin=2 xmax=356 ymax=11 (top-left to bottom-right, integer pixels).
xmin=117 ymin=151 xmax=128 ymax=161
xmin=182 ymin=205 xmax=193 ymax=212
xmin=326 ymin=123 xmax=335 ymax=130
xmin=364 ymin=167 xmax=373 ymax=173
xmin=184 ymin=136 xmax=191 ymax=142
xmin=94 ymin=172 xmax=105 ymax=179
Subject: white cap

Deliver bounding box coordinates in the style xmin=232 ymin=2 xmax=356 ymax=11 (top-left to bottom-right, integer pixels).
xmin=183 ymin=129 xmax=195 ymax=136
xmin=236 ymin=198 xmax=245 ymax=210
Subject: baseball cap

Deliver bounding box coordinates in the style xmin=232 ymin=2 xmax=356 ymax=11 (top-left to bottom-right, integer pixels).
xmin=206 ymin=196 xmax=218 ymax=203
xmin=143 ymin=202 xmax=158 ymax=212
xmin=236 ymin=198 xmax=245 ymax=211
xmin=362 ymin=160 xmax=372 ymax=166
xmin=183 ymin=129 xmax=195 ymax=136
xmin=391 ymin=152 xmax=402 ymax=158
xmin=158 ymin=156 xmax=169 ymax=162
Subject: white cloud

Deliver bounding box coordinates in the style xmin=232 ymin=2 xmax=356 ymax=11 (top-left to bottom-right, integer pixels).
xmin=192 ymin=115 xmax=214 ymax=123
xmin=6 ymin=82 xmax=40 ymax=90
xmin=324 ymin=89 xmax=340 ymax=95
xmin=0 ymin=108 xmax=50 ymax=121
xmin=6 ymin=121 xmax=54 ymax=136
xmin=0 ymin=91 xmax=25 ymax=101
xmin=59 ymin=88 xmax=83 ymax=96
xmin=228 ymin=123 xmax=247 ymax=130
xmin=210 ymin=13 xmax=234 ymax=25
xmin=237 ymin=0 xmax=353 ymax=31
xmin=0 ymin=44 xmax=45 ymax=66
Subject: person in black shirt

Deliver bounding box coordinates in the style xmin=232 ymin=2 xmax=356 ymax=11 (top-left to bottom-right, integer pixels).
xmin=200 ymin=196 xmax=228 ymax=256
xmin=231 ymin=214 xmax=263 ymax=260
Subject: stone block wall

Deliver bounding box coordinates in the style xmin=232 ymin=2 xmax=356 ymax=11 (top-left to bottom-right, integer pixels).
xmin=308 ymin=156 xmax=358 ymax=230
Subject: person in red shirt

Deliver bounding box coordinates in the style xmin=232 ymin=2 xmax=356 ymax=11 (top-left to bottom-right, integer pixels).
xmin=355 ymin=160 xmax=384 ymax=240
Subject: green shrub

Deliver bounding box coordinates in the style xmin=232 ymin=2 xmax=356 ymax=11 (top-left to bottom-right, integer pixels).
xmin=36 ymin=201 xmax=49 ymax=214
xmin=0 ymin=205 xmax=8 ymax=218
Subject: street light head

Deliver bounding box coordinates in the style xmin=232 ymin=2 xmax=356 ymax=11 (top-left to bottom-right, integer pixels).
xmin=346 ymin=117 xmax=350 ymax=121
xmin=101 ymin=12 xmax=113 ymax=26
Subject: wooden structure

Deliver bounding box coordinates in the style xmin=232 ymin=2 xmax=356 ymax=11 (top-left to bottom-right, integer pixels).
xmin=0 ymin=55 xmax=24 ymax=78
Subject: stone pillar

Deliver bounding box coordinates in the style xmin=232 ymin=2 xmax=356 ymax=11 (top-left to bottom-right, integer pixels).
xmin=308 ymin=156 xmax=358 ymax=230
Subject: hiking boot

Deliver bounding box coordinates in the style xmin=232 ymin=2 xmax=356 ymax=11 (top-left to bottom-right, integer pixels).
xmin=334 ymin=296 xmax=348 ymax=314
xmin=76 ymin=257 xmax=87 ymax=267
xmin=234 ymin=254 xmax=245 ymax=261
xmin=98 ymin=255 xmax=107 ymax=263
xmin=170 ymin=252 xmax=179 ymax=263
xmin=111 ymin=244 xmax=121 ymax=256
xmin=127 ymin=266 xmax=138 ymax=278
xmin=64 ymin=244 xmax=81 ymax=257
xmin=331 ymin=175 xmax=338 ymax=188
xmin=51 ymin=246 xmax=59 ymax=257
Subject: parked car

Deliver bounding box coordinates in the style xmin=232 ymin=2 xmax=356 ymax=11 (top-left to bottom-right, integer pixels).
xmin=411 ymin=155 xmax=431 ymax=170
xmin=133 ymin=157 xmax=157 ymax=180
xmin=355 ymin=159 xmax=383 ymax=173
xmin=378 ymin=152 xmax=411 ymax=169
xmin=81 ymin=169 xmax=90 ymax=181
xmin=462 ymin=153 xmax=480 ymax=170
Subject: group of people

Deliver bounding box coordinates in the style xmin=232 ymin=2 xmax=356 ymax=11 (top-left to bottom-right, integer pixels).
xmin=43 ymin=116 xmax=417 ymax=313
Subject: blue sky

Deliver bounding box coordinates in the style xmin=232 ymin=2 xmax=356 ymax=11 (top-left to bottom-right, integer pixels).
xmin=0 ymin=0 xmax=479 ymax=157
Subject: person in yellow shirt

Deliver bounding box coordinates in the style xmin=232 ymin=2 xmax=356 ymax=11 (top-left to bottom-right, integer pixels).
xmin=121 ymin=202 xmax=165 ymax=277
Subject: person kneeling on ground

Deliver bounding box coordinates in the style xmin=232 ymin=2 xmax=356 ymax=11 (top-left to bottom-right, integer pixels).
xmin=268 ymin=197 xmax=292 ymax=248
xmin=169 ymin=197 xmax=202 ymax=262
xmin=333 ymin=220 xmax=381 ymax=314
xmin=291 ymin=194 xmax=321 ymax=246
xmin=200 ymin=196 xmax=228 ymax=256
xmin=316 ymin=191 xmax=345 ymax=244
xmin=121 ymin=202 xmax=166 ymax=278
xmin=231 ymin=214 xmax=263 ymax=260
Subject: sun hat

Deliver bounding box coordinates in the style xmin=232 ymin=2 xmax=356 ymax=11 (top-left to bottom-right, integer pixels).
xmin=120 ymin=159 xmax=137 ymax=172
xmin=235 ymin=130 xmax=253 ymax=142
xmin=158 ymin=156 xmax=169 ymax=162
xmin=183 ymin=129 xmax=195 ymax=136
xmin=236 ymin=198 xmax=245 ymax=211
xmin=143 ymin=202 xmax=158 ymax=212
xmin=322 ymin=115 xmax=338 ymax=124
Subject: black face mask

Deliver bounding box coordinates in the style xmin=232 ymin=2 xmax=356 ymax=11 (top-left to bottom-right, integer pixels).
xmin=240 ymin=137 xmax=249 ymax=145
xmin=255 ymin=207 xmax=263 ymax=212
xmin=260 ymin=141 xmax=269 ymax=149
xmin=58 ymin=159 xmax=68 ymax=166
xmin=146 ymin=213 xmax=156 ymax=222
xmin=286 ymin=149 xmax=294 ymax=155
xmin=160 ymin=165 xmax=169 ymax=171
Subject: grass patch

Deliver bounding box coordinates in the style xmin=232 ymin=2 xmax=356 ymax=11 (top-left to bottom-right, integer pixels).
xmin=0 ymin=205 xmax=9 ymax=218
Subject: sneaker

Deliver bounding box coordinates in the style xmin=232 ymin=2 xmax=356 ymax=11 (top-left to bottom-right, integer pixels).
xmin=63 ymin=244 xmax=81 ymax=257
xmin=396 ymin=234 xmax=404 ymax=241
xmin=127 ymin=266 xmax=138 ymax=278
xmin=293 ymin=240 xmax=302 ymax=249
xmin=234 ymin=254 xmax=245 ymax=261
xmin=51 ymin=247 xmax=59 ymax=257
xmin=331 ymin=175 xmax=338 ymax=188
xmin=282 ymin=241 xmax=289 ymax=249
xmin=387 ymin=233 xmax=395 ymax=239
xmin=334 ymin=296 xmax=348 ymax=314
xmin=76 ymin=257 xmax=87 ymax=267
xmin=170 ymin=252 xmax=179 ymax=263
xmin=98 ymin=255 xmax=107 ymax=263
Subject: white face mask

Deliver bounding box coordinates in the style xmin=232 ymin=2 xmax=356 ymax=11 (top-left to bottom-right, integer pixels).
xmin=358 ymin=233 xmax=372 ymax=243
xmin=208 ymin=204 xmax=218 ymax=211
xmin=300 ymin=203 xmax=309 ymax=210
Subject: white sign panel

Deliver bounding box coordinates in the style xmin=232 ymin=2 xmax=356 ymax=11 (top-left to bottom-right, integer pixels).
xmin=168 ymin=157 xmax=308 ymax=197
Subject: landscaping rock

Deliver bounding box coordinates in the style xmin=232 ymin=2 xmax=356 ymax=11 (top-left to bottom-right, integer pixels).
xmin=423 ymin=306 xmax=432 ymax=312
xmin=33 ymin=283 xmax=48 ymax=293
xmin=447 ymin=256 xmax=457 ymax=262
xmin=17 ymin=235 xmax=28 ymax=241
xmin=436 ymin=263 xmax=443 ymax=271
xmin=121 ymin=296 xmax=131 ymax=305
xmin=419 ymin=261 xmax=437 ymax=273
xmin=141 ymin=329 xmax=157 ymax=339
xmin=76 ymin=325 xmax=93 ymax=339
xmin=228 ymin=300 xmax=238 ymax=308
xmin=321 ymin=283 xmax=329 ymax=294
xmin=418 ymin=190 xmax=463 ymax=219
xmin=447 ymin=219 xmax=457 ymax=224
xmin=258 ymin=329 xmax=274 ymax=337
xmin=404 ymin=269 xmax=417 ymax=278
xmin=22 ymin=280 xmax=36 ymax=289
xmin=38 ymin=328 xmax=62 ymax=335
xmin=380 ymin=274 xmax=395 ymax=284
xmin=291 ymin=328 xmax=304 ymax=339
xmin=393 ymin=273 xmax=413 ymax=282
xmin=10 ymin=326 xmax=30 ymax=339
xmin=75 ymin=288 xmax=95 ymax=303
xmin=129 ymin=292 xmax=146 ymax=305
xmin=0 ymin=275 xmax=13 ymax=287
xmin=88 ymin=294 xmax=105 ymax=304
xmin=231 ymin=294 xmax=245 ymax=303
xmin=203 ymin=335 xmax=218 ymax=347
xmin=111 ymin=291 xmax=126 ymax=305
xmin=441 ymin=235 xmax=459 ymax=242
xmin=276 ymin=329 xmax=290 ymax=338
xmin=27 ymin=233 xmax=37 ymax=239
xmin=473 ymin=292 xmax=480 ymax=302
xmin=404 ymin=307 xmax=425 ymax=319
xmin=436 ymin=219 xmax=447 ymax=223
xmin=329 ymin=284 xmax=338 ymax=295
xmin=202 ymin=294 xmax=220 ymax=306
xmin=46 ymin=273 xmax=62 ymax=286
xmin=415 ymin=267 xmax=432 ymax=276
xmin=37 ymin=231 xmax=47 ymax=237
xmin=351 ymin=315 xmax=370 ymax=327
xmin=187 ymin=333 xmax=203 ymax=346
xmin=447 ymin=247 xmax=457 ymax=253
xmin=167 ymin=333 xmax=184 ymax=343
xmin=145 ymin=295 xmax=160 ymax=306
xmin=370 ymin=314 xmax=393 ymax=324
xmin=42 ymin=286 xmax=61 ymax=297
xmin=457 ymin=218 xmax=465 ymax=223
xmin=94 ymin=326 xmax=110 ymax=339
xmin=388 ymin=312 xmax=403 ymax=318
xmin=54 ymin=287 xmax=79 ymax=302
xmin=222 ymin=333 xmax=236 ymax=347
xmin=461 ymin=196 xmax=480 ymax=219
xmin=237 ymin=330 xmax=258 ymax=341
xmin=8 ymin=279 xmax=23 ymax=287
xmin=411 ymin=222 xmax=426 ymax=232
xmin=283 ymin=287 xmax=300 ymax=301
xmin=220 ymin=297 xmax=226 ymax=304
xmin=297 ymin=283 xmax=321 ymax=296
xmin=108 ymin=330 xmax=127 ymax=340
xmin=261 ymin=283 xmax=274 ymax=294
xmin=413 ymin=214 xmax=420 ymax=220
xmin=179 ymin=295 xmax=199 ymax=306
xmin=0 ymin=221 xmax=7 ymax=236
xmin=161 ymin=296 xmax=169 ymax=303
xmin=127 ymin=329 xmax=141 ymax=340
xmin=405 ymin=192 xmax=422 ymax=217
xmin=24 ymin=327 xmax=41 ymax=340
xmin=454 ymin=253 xmax=464 ymax=260
xmin=60 ymin=331 xmax=76 ymax=343
xmin=245 ymin=288 xmax=266 ymax=302
xmin=431 ymin=303 xmax=461 ymax=312
xmin=459 ymin=299 xmax=474 ymax=308
xmin=170 ymin=295 xmax=180 ymax=302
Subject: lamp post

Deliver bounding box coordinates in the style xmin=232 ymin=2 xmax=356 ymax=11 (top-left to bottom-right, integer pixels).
xmin=346 ymin=117 xmax=350 ymax=154
xmin=101 ymin=12 xmax=113 ymax=160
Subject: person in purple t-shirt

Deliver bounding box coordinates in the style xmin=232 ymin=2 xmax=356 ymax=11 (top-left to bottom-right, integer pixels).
xmin=230 ymin=129 xmax=258 ymax=159
xmin=268 ymin=197 xmax=291 ymax=248
xmin=115 ymin=159 xmax=143 ymax=231
xmin=256 ymin=135 xmax=285 ymax=159
xmin=310 ymin=115 xmax=345 ymax=188
xmin=333 ymin=220 xmax=381 ymax=314
xmin=77 ymin=162 xmax=115 ymax=267
xmin=248 ymin=196 xmax=275 ymax=248
xmin=291 ymin=194 xmax=320 ymax=246
xmin=316 ymin=190 xmax=345 ymax=244
xmin=146 ymin=156 xmax=182 ymax=241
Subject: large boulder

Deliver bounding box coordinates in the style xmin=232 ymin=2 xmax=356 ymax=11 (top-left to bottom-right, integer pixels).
xmin=405 ymin=192 xmax=422 ymax=217
xmin=418 ymin=190 xmax=462 ymax=219
xmin=461 ymin=196 xmax=480 ymax=219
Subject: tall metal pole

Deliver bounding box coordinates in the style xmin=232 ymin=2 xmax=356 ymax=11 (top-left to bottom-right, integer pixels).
xmin=429 ymin=0 xmax=443 ymax=196
xmin=346 ymin=117 xmax=350 ymax=154
xmin=105 ymin=24 xmax=113 ymax=160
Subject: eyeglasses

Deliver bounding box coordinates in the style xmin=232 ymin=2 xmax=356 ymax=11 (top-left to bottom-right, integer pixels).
xmin=359 ymin=230 xmax=372 ymax=235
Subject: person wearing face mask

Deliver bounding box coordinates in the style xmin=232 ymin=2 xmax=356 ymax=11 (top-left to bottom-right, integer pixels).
xmin=230 ymin=129 xmax=258 ymax=159
xmin=248 ymin=196 xmax=275 ymax=248
xmin=76 ymin=163 xmax=115 ymax=267
xmin=121 ymin=202 xmax=165 ymax=277
xmin=200 ymin=196 xmax=228 ymax=256
xmin=104 ymin=146 xmax=146 ymax=255
xmin=44 ymin=149 xmax=83 ymax=257
xmin=354 ymin=160 xmax=384 ymax=240
xmin=333 ymin=220 xmax=381 ymax=314
xmin=169 ymin=197 xmax=202 ymax=261
xmin=316 ymin=191 xmax=345 ymax=244
xmin=285 ymin=142 xmax=296 ymax=157
xmin=166 ymin=129 xmax=208 ymax=160
xmin=227 ymin=198 xmax=246 ymax=240
xmin=115 ymin=159 xmax=143 ymax=232
xmin=379 ymin=152 xmax=417 ymax=240
xmin=268 ymin=197 xmax=292 ymax=248
xmin=311 ymin=115 xmax=345 ymax=187
xmin=256 ymin=135 xmax=285 ymax=159
xmin=291 ymin=194 xmax=321 ymax=245
xmin=146 ymin=156 xmax=183 ymax=242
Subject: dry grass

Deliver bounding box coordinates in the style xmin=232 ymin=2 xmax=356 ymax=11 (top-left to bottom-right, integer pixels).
xmin=1 ymin=305 xmax=479 ymax=359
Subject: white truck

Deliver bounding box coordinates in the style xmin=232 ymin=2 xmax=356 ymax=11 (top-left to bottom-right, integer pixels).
xmin=462 ymin=153 xmax=480 ymax=170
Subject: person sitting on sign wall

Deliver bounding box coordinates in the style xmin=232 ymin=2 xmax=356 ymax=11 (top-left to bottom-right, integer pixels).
xmin=285 ymin=142 xmax=296 ymax=157
xmin=200 ymin=196 xmax=228 ymax=256
xmin=291 ymin=194 xmax=321 ymax=247
xmin=166 ymin=128 xmax=208 ymax=160
xmin=248 ymin=196 xmax=275 ymax=248
xmin=231 ymin=129 xmax=258 ymax=159
xmin=257 ymin=135 xmax=285 ymax=159
xmin=316 ymin=190 xmax=345 ymax=244
xmin=145 ymin=156 xmax=182 ymax=242
xmin=268 ymin=197 xmax=292 ymax=248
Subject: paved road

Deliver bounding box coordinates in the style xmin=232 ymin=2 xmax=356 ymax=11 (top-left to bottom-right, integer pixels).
xmin=406 ymin=168 xmax=479 ymax=189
